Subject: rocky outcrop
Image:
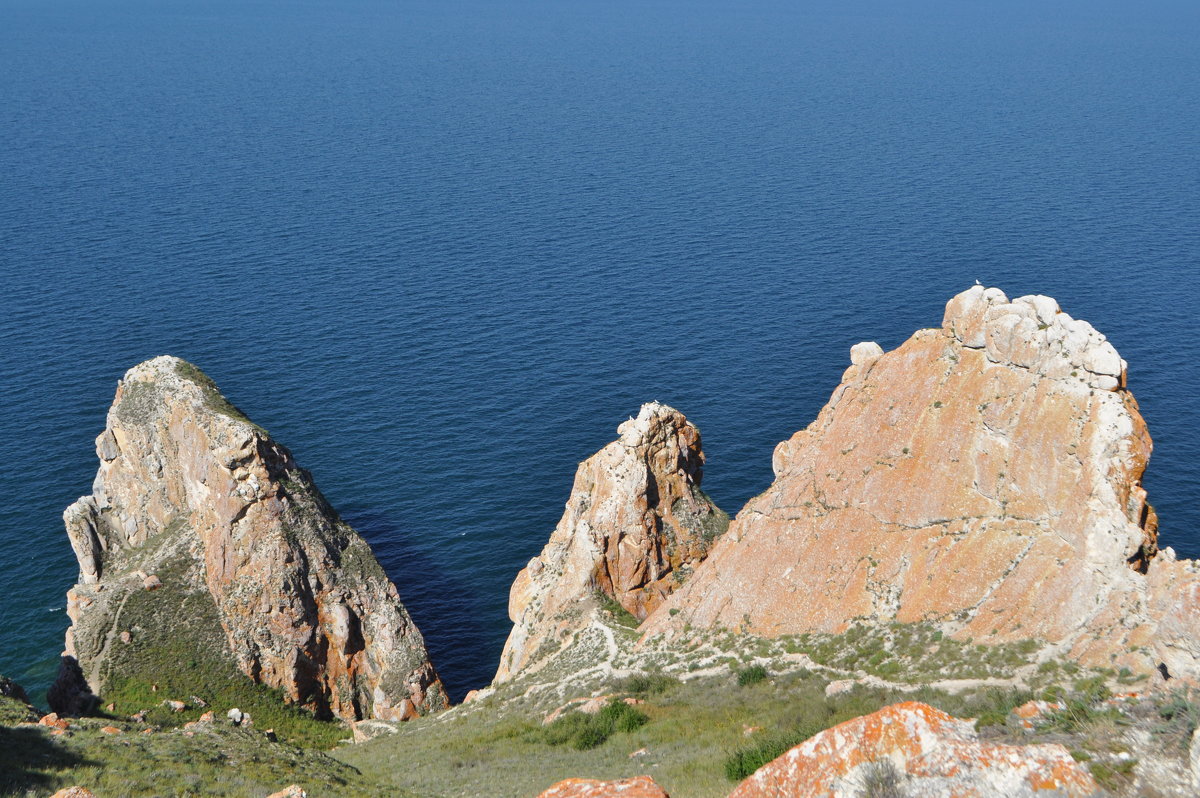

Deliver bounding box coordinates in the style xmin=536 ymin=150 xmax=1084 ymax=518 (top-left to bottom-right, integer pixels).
xmin=644 ymin=287 xmax=1200 ymax=678
xmin=496 ymin=403 xmax=727 ymax=682
xmin=536 ymin=776 xmax=670 ymax=798
xmin=50 ymin=357 xmax=444 ymax=721
xmin=729 ymin=701 xmax=1098 ymax=797
xmin=0 ymin=675 xmax=38 ymax=724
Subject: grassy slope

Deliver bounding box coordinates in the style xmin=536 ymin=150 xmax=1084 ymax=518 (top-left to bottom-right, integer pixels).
xmin=0 ymin=718 xmax=398 ymax=798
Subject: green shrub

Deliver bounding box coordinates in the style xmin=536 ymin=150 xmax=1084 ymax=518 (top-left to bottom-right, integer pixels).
xmin=736 ymin=665 xmax=768 ymax=687
xmin=539 ymin=699 xmax=648 ymax=750
xmin=618 ymin=673 xmax=680 ymax=697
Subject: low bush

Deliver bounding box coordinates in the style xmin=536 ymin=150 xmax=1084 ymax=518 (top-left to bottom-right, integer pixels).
xmin=539 ymin=699 xmax=649 ymax=750
xmin=736 ymin=665 xmax=768 ymax=687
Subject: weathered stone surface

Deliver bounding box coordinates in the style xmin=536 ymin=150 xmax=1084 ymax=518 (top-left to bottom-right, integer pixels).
xmin=849 ymin=341 xmax=884 ymax=366
xmin=535 ymin=775 xmax=670 ymax=798
xmin=351 ymin=719 xmax=398 ymax=743
xmin=265 ymin=786 xmax=307 ymax=798
xmin=1190 ymin=726 xmax=1200 ymax=791
xmin=50 ymin=357 xmax=445 ymax=722
xmin=49 ymin=788 xmax=97 ymax=798
xmin=496 ymin=403 xmax=726 ymax=682
xmin=644 ymin=287 xmax=1200 ymax=678
xmin=729 ymin=702 xmax=1097 ymax=798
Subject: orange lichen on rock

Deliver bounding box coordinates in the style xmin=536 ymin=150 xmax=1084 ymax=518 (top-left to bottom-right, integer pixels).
xmin=644 ymin=287 xmax=1200 ymax=679
xmin=729 ymin=701 xmax=1097 ymax=798
xmin=536 ymin=775 xmax=670 ymax=798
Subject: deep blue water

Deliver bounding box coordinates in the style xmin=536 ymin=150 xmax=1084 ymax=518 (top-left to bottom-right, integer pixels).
xmin=1 ymin=0 xmax=1198 ymax=705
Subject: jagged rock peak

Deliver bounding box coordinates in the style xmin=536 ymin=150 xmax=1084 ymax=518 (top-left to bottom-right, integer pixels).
xmin=50 ymin=356 xmax=445 ymax=722
xmin=494 ymin=402 xmax=728 ymax=683
xmin=644 ymin=287 xmax=1200 ymax=680
xmin=944 ymin=286 xmax=1125 ymax=390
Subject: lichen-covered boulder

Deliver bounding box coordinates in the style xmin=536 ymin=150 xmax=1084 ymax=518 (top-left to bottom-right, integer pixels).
xmin=729 ymin=702 xmax=1098 ymax=798
xmin=536 ymin=775 xmax=670 ymax=798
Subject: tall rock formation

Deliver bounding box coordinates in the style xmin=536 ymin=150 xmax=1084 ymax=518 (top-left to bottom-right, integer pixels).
xmin=496 ymin=403 xmax=727 ymax=683
xmin=643 ymin=287 xmax=1200 ymax=678
xmin=49 ymin=357 xmax=445 ymax=721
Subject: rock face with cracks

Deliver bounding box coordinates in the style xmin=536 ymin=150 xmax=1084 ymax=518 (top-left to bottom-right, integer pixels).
xmin=644 ymin=286 xmax=1200 ymax=679
xmin=49 ymin=357 xmax=445 ymax=721
xmin=496 ymin=402 xmax=727 ymax=682
xmin=728 ymin=701 xmax=1098 ymax=798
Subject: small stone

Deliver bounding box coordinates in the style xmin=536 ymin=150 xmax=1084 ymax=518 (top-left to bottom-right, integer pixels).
xmin=849 ymin=341 xmax=884 ymax=366
xmin=190 ymin=695 xmax=208 ymax=708
xmin=100 ymin=725 xmax=122 ymax=735
xmin=119 ymin=631 xmax=131 ymax=644
xmin=199 ymin=711 xmax=214 ymax=722
xmin=351 ymin=720 xmax=398 ymax=743
xmin=49 ymin=788 xmax=97 ymax=798
xmin=163 ymin=700 xmax=186 ymax=712
xmin=265 ymin=787 xmax=307 ymax=798
xmin=39 ymin=713 xmax=70 ymax=730
xmin=142 ymin=574 xmax=162 ymax=591
xmin=629 ymin=747 xmax=649 ymax=758
xmin=105 ymin=703 xmax=115 ymax=712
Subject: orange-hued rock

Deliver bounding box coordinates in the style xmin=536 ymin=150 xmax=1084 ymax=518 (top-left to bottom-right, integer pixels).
xmin=536 ymin=775 xmax=670 ymax=798
xmin=49 ymin=357 xmax=445 ymax=721
xmin=644 ymin=287 xmax=1199 ymax=678
xmin=728 ymin=701 xmax=1097 ymax=798
xmin=495 ymin=403 xmax=727 ymax=682
xmin=49 ymin=788 xmax=97 ymax=798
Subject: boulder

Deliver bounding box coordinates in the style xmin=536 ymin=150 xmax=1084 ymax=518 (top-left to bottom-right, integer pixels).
xmin=728 ymin=701 xmax=1098 ymax=797
xmin=536 ymin=775 xmax=670 ymax=798
xmin=644 ymin=287 xmax=1198 ymax=678
xmin=495 ymin=403 xmax=727 ymax=682
xmin=50 ymin=357 xmax=445 ymax=722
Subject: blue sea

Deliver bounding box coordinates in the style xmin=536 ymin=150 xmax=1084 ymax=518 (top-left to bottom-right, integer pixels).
xmin=1 ymin=0 xmax=1197 ymax=705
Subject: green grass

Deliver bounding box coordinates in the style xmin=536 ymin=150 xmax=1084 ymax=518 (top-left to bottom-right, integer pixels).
xmin=172 ymin=360 xmax=267 ymax=432
xmin=0 ymin=719 xmax=391 ymax=798
xmin=93 ymin=549 xmax=348 ymax=749
xmin=777 ymin=622 xmax=1042 ymax=683
xmin=596 ymin=593 xmax=640 ymax=628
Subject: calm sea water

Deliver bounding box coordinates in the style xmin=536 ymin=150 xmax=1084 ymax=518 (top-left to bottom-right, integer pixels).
xmin=1 ymin=0 xmax=1197 ymax=705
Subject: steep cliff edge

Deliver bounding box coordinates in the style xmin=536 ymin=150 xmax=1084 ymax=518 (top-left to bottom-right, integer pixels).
xmin=49 ymin=356 xmax=445 ymax=722
xmin=495 ymin=403 xmax=727 ymax=683
xmin=642 ymin=286 xmax=1200 ymax=679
